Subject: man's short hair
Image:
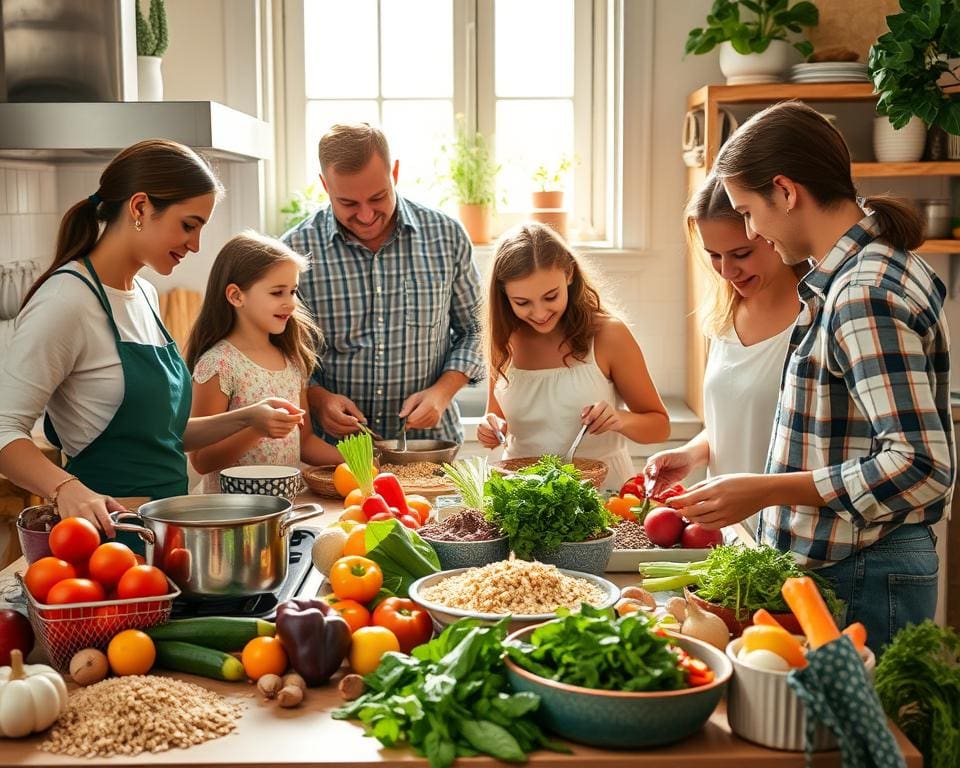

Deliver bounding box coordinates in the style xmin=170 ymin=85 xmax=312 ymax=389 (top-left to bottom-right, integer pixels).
xmin=318 ymin=123 xmax=392 ymax=175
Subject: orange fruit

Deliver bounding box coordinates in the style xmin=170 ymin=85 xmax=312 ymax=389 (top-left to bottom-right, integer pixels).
xmin=344 ymin=488 xmax=367 ymax=508
xmin=349 ymin=626 xmax=400 ymax=675
xmin=241 ymin=636 xmax=288 ymax=681
xmin=339 ymin=505 xmax=367 ymax=524
xmin=332 ymin=463 xmax=359 ymax=497
xmin=406 ymin=496 xmax=433 ymax=523
xmin=343 ymin=525 xmax=367 ymax=556
xmin=107 ymin=629 xmax=156 ymax=676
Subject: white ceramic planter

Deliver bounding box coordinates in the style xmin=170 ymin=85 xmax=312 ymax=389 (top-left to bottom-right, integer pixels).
xmin=137 ymin=55 xmax=163 ymax=101
xmin=719 ymin=40 xmax=790 ymax=85
xmin=873 ymin=116 xmax=927 ymax=163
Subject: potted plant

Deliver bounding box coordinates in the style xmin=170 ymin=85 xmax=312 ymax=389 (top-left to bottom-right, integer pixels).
xmin=531 ymin=155 xmax=575 ymax=210
xmin=685 ymin=0 xmax=819 ymax=85
xmin=278 ymin=184 xmax=329 ymax=233
xmin=438 ymin=117 xmax=500 ymax=245
xmin=869 ymin=0 xmax=960 ymax=161
xmin=136 ymin=0 xmax=168 ymax=101
xmin=483 ymin=455 xmax=616 ymax=575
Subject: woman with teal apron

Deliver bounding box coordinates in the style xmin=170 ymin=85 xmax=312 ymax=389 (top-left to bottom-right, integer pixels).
xmin=0 ymin=139 xmax=304 ymax=536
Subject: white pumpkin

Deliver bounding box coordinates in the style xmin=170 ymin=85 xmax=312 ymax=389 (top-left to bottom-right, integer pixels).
xmin=0 ymin=649 xmax=68 ymax=738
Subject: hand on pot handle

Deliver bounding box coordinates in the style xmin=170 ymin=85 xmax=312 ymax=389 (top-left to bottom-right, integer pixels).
xmin=55 ymin=480 xmax=123 ymax=537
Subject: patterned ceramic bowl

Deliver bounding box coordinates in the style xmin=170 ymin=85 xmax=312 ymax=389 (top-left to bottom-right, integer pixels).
xmin=529 ymin=530 xmax=615 ymax=576
xmin=422 ymin=535 xmax=510 ymax=570
xmin=504 ymin=626 xmax=731 ymax=749
xmin=220 ymin=465 xmax=303 ymax=500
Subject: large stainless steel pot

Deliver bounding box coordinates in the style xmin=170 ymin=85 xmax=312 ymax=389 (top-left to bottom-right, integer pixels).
xmin=112 ymin=494 xmax=323 ymax=598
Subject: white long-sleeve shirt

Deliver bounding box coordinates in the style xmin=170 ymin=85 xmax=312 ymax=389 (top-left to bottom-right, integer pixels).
xmin=0 ymin=262 xmax=166 ymax=458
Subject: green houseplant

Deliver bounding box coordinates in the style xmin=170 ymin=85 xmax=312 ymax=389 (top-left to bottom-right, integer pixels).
xmin=530 ymin=155 xmax=577 ymax=239
xmin=136 ymin=0 xmax=168 ymax=101
xmin=868 ymin=0 xmax=960 ymax=134
xmin=685 ymin=0 xmax=819 ymax=85
xmin=279 ymin=184 xmax=329 ymax=232
xmin=438 ymin=116 xmax=500 ymax=244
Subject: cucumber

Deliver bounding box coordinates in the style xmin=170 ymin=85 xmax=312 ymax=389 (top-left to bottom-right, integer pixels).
xmin=154 ymin=640 xmax=246 ymax=682
xmin=146 ymin=617 xmax=274 ymax=651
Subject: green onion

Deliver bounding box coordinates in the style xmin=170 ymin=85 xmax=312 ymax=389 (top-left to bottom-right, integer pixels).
xmin=336 ymin=431 xmax=375 ymax=496
xmin=441 ymin=456 xmax=489 ymax=510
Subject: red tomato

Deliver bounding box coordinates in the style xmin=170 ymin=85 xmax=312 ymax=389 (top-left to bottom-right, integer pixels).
xmin=23 ymin=557 xmax=77 ymax=603
xmin=88 ymin=542 xmax=138 ymax=589
xmin=116 ymin=565 xmax=169 ymax=599
xmin=92 ymin=603 xmax=134 ymax=636
xmin=398 ymin=514 xmax=420 ymax=529
xmin=46 ymin=578 xmax=106 ymax=605
xmin=372 ymin=597 xmax=433 ymax=653
xmin=48 ymin=517 xmax=101 ymax=564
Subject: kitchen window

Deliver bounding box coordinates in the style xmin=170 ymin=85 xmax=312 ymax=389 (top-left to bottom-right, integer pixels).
xmin=280 ymin=0 xmax=616 ymax=243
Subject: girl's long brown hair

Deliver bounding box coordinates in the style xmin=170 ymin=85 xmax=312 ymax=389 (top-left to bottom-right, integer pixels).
xmin=713 ymin=100 xmax=923 ymax=251
xmin=185 ymin=231 xmax=323 ymax=378
xmin=484 ymin=223 xmax=611 ymax=382
xmin=22 ymin=139 xmax=223 ymax=309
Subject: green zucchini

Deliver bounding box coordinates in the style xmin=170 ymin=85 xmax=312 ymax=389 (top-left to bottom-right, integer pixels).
xmin=146 ymin=617 xmax=274 ymax=651
xmin=154 ymin=640 xmax=246 ymax=682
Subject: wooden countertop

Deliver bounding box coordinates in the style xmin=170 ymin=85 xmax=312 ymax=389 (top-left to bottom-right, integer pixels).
xmin=0 ymin=493 xmax=922 ymax=768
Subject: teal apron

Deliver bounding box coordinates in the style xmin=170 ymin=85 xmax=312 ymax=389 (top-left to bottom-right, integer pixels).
xmin=44 ymin=257 xmax=191 ymax=503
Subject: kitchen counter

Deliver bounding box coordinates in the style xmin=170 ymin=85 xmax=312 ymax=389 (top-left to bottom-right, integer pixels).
xmin=0 ymin=495 xmax=922 ymax=768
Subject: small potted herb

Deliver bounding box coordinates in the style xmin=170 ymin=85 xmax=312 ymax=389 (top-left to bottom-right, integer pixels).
xmin=484 ymin=455 xmax=616 ymax=575
xmin=436 ymin=116 xmax=500 ymax=245
xmin=684 ymin=0 xmax=819 ymax=85
xmin=136 ymin=0 xmax=169 ymax=101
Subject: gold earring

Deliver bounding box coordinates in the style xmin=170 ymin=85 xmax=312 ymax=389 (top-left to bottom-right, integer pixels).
xmin=134 ymin=218 xmax=143 ymax=231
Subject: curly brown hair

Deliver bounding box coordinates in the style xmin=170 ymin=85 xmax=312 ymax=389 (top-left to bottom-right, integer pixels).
xmin=484 ymin=223 xmax=612 ymax=382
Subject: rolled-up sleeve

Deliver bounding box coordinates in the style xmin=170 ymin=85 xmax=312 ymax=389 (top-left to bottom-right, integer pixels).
xmin=441 ymin=227 xmax=485 ymax=384
xmin=812 ymin=284 xmax=955 ymax=524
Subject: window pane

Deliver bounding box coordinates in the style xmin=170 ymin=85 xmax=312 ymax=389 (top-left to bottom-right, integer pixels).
xmin=304 ymin=0 xmax=378 ymax=98
xmin=305 ymin=100 xmax=380 ymax=182
xmin=495 ymin=0 xmax=574 ymax=97
xmin=496 ymin=99 xmax=574 ymax=212
xmin=381 ymin=0 xmax=453 ymax=98
xmin=382 ymin=99 xmax=454 ymax=208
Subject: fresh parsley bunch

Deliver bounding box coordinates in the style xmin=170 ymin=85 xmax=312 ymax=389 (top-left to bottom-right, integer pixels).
xmin=484 ymin=455 xmax=613 ymax=559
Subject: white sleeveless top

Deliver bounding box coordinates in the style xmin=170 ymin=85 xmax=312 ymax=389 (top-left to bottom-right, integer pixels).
xmin=494 ymin=344 xmax=634 ymax=492
xmin=703 ymin=321 xmax=794 ymax=534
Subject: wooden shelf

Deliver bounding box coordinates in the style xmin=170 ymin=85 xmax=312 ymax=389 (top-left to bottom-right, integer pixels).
xmin=918 ymin=239 xmax=960 ymax=254
xmin=688 ymin=82 xmax=876 ymax=109
xmin=853 ymin=162 xmax=960 ymax=177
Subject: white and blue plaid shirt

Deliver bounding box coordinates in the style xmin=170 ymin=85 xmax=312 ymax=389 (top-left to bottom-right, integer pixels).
xmin=282 ymin=195 xmax=484 ymax=444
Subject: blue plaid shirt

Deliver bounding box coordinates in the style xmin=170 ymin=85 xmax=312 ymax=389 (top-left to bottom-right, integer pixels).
xmin=763 ymin=213 xmax=954 ymax=568
xmin=282 ymin=195 xmax=484 ymax=444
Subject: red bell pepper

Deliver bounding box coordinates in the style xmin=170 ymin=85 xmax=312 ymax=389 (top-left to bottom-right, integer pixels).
xmin=372 ymin=473 xmax=410 ymax=517
xmin=361 ymin=493 xmax=391 ymax=520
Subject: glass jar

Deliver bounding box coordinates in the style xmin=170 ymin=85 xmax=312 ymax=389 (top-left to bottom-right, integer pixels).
xmin=919 ymin=199 xmax=952 ymax=239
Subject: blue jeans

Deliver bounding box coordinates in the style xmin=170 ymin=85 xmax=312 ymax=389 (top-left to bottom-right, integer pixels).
xmin=816 ymin=524 xmax=939 ymax=658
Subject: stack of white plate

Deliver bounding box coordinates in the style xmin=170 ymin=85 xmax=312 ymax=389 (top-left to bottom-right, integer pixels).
xmin=790 ymin=62 xmax=870 ymax=83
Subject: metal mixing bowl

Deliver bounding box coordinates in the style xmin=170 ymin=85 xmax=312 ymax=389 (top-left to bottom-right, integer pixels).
xmin=375 ymin=438 xmax=460 ymax=465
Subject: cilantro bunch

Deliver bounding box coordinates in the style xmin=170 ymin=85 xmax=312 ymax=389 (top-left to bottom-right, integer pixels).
xmin=484 ymin=455 xmax=613 ymax=559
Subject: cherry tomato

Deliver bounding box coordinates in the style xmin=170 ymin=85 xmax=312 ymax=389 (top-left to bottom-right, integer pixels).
xmin=321 ymin=594 xmax=371 ymax=634
xmin=349 ymin=626 xmax=400 ymax=675
xmin=398 ymin=514 xmax=420 ymax=529
xmin=116 ymin=565 xmax=169 ymax=599
xmin=88 ymin=542 xmax=137 ymax=589
xmin=23 ymin=557 xmax=77 ymax=603
xmin=46 ymin=578 xmax=105 ymax=605
xmin=48 ymin=517 xmax=101 ymax=564
xmin=329 ymin=556 xmax=383 ymax=603
xmin=371 ymin=597 xmax=433 ymax=653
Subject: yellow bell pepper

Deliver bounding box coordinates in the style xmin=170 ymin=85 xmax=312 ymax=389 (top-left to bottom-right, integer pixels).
xmin=741 ymin=624 xmax=808 ymax=669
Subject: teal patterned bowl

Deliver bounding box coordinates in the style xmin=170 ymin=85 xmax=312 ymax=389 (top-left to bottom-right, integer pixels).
xmin=503 ymin=625 xmax=731 ymax=749
xmin=422 ymin=535 xmax=510 ymax=570
xmin=529 ymin=529 xmax=614 ymax=575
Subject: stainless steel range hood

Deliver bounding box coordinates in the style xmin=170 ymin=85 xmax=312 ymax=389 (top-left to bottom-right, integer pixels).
xmin=0 ymin=101 xmax=273 ymax=163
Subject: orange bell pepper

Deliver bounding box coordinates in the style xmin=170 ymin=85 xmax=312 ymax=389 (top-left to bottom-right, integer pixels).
xmin=781 ymin=576 xmax=840 ymax=650
xmin=605 ymin=494 xmax=642 ymax=522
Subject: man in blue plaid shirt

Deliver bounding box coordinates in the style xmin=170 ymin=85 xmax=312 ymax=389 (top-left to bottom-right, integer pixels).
xmin=669 ymin=103 xmax=953 ymax=654
xmin=282 ymin=124 xmax=484 ymax=444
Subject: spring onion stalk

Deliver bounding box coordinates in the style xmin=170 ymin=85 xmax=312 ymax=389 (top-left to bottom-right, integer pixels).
xmin=337 ymin=431 xmax=375 ymax=496
xmin=441 ymin=456 xmax=489 ymax=510
xmin=638 ymin=560 xmax=709 ymax=592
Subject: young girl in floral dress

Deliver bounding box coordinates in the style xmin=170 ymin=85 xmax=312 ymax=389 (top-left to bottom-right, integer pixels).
xmin=185 ymin=231 xmax=341 ymax=492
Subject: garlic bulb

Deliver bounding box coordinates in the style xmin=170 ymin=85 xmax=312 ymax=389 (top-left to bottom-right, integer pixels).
xmin=0 ymin=649 xmax=68 ymax=737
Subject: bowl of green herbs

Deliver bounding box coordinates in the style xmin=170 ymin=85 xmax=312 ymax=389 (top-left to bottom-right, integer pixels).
xmin=502 ymin=605 xmax=731 ymax=748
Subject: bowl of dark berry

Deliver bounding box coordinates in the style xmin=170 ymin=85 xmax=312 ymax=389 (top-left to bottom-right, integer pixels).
xmin=418 ymin=508 xmax=509 ymax=570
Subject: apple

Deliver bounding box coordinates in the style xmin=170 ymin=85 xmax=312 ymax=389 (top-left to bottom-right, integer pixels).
xmin=681 ymin=522 xmax=723 ymax=549
xmin=0 ymin=609 xmax=34 ymax=666
xmin=643 ymin=507 xmax=686 ymax=548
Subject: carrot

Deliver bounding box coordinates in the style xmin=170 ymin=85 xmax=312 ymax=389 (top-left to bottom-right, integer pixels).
xmin=841 ymin=622 xmax=868 ymax=653
xmin=780 ymin=576 xmax=840 ymax=650
xmin=752 ymin=608 xmax=786 ymax=629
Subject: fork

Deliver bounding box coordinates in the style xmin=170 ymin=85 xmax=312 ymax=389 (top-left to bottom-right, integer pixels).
xmin=563 ymin=424 xmax=588 ymax=463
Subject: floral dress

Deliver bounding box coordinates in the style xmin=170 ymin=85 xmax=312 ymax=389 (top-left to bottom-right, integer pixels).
xmin=193 ymin=340 xmax=305 ymax=493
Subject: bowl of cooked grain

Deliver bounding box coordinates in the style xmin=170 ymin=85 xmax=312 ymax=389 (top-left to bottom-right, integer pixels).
xmin=408 ymin=560 xmax=620 ymax=631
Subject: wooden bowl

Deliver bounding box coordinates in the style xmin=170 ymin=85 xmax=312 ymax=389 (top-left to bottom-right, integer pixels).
xmin=302 ymin=465 xmax=341 ymax=498
xmin=492 ymin=457 xmax=608 ymax=489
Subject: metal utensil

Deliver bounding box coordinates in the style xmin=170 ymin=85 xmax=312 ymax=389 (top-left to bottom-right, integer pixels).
xmin=494 ymin=424 xmax=506 ymax=446
xmin=563 ymin=424 xmax=588 ymax=463
xmin=399 ymin=419 xmax=408 ymax=453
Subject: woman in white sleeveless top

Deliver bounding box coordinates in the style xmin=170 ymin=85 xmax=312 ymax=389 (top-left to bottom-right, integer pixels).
xmin=478 ymin=224 xmax=669 ymax=492
xmin=644 ymin=174 xmax=803 ymax=536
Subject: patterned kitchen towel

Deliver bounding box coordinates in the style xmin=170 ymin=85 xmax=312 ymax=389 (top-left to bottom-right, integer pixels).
xmin=787 ymin=635 xmax=906 ymax=768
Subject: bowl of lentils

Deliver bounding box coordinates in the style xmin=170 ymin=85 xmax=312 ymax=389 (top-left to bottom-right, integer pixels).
xmin=417 ymin=507 xmax=509 ymax=570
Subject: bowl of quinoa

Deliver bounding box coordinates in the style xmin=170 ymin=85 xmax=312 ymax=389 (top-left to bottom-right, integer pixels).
xmin=409 ymin=560 xmax=619 ymax=630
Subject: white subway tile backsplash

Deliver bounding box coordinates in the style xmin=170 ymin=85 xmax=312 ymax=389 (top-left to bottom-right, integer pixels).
xmin=39 ymin=170 xmax=56 ymax=213
xmin=5 ymin=171 xmax=17 ymax=215
xmin=0 ymin=170 xmax=6 ymax=214
xmin=16 ymin=171 xmax=29 ymax=213
xmin=26 ymin=172 xmax=41 ymax=212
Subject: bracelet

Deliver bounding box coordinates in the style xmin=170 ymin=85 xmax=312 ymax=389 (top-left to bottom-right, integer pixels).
xmin=50 ymin=475 xmax=79 ymax=506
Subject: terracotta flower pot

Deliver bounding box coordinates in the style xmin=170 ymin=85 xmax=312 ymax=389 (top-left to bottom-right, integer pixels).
xmin=458 ymin=203 xmax=491 ymax=244
xmin=530 ymin=210 xmax=568 ymax=239
xmin=687 ymin=589 xmax=802 ymax=638
xmin=531 ymin=190 xmax=564 ymax=209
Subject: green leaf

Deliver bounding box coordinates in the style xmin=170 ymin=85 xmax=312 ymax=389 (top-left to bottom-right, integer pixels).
xmin=460 ymin=720 xmax=527 ymax=762
xmin=364 ymin=519 xmax=440 ymax=597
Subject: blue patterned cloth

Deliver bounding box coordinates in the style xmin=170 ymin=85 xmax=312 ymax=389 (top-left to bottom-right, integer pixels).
xmin=787 ymin=636 xmax=906 ymax=768
xmin=282 ymin=195 xmax=484 ymax=444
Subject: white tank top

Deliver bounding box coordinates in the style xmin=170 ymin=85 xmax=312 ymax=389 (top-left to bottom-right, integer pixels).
xmin=495 ymin=343 xmax=634 ymax=492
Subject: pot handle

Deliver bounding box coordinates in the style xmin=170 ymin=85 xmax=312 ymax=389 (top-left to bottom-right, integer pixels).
xmin=279 ymin=503 xmax=324 ymax=536
xmin=109 ymin=511 xmax=156 ymax=545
